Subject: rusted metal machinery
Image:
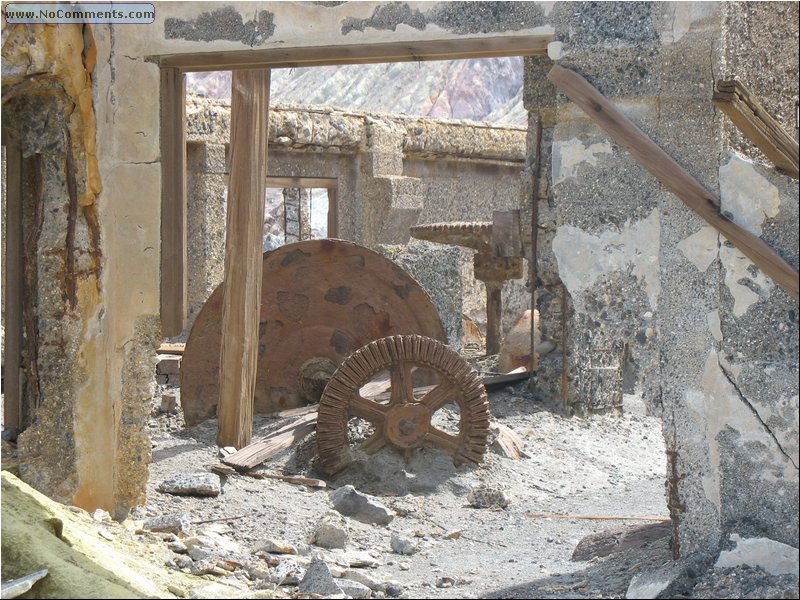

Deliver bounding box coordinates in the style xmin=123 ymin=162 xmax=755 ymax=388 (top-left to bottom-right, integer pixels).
xmin=316 ymin=334 xmax=490 ymax=475
xmin=181 ymin=240 xmax=447 ymax=426
xmin=409 ymin=211 xmax=524 ymax=355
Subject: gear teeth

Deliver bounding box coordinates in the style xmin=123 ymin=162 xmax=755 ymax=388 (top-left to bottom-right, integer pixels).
xmin=317 ymin=334 xmax=490 ymax=477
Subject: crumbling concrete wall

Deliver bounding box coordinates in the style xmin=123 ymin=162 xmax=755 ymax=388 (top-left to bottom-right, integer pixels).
xmin=185 ymin=97 xmax=529 ymax=340
xmin=525 ymin=1 xmax=798 ymax=557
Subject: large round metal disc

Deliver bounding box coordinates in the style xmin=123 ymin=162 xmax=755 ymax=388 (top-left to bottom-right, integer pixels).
xmin=181 ymin=239 xmax=447 ymax=426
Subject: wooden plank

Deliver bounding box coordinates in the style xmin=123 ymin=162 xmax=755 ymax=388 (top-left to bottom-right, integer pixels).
xmin=2 ymin=135 xmax=23 ymax=430
xmin=491 ymin=210 xmax=522 ymax=257
xmin=217 ymin=69 xmax=271 ymax=448
xmin=265 ymin=176 xmax=337 ymax=189
xmin=160 ymin=67 xmax=188 ymax=337
xmin=548 ymin=65 xmax=799 ymax=302
xmin=222 ymin=412 xmax=317 ymax=469
xmin=159 ymin=35 xmax=550 ymax=71
xmin=157 ymin=342 xmax=185 ymax=355
xmin=714 ymin=79 xmax=799 ymax=179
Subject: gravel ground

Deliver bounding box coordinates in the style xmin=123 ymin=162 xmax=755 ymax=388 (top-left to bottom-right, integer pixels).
xmin=144 ymin=368 xmax=679 ymax=599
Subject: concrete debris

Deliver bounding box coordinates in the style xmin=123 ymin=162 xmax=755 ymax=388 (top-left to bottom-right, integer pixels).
xmin=467 ymin=483 xmax=512 ymax=508
xmin=168 ymin=540 xmax=188 ymax=554
xmin=91 ymin=508 xmax=112 ymax=522
xmin=390 ymin=533 xmax=419 ymax=555
xmin=158 ymin=473 xmax=221 ymax=496
xmin=626 ymin=561 xmax=687 ymax=599
xmin=255 ymin=538 xmax=298 ymax=555
xmin=715 ymin=535 xmax=800 ymax=576
xmin=313 ymin=511 xmax=350 ymax=549
xmin=142 ymin=512 xmax=190 ymax=534
xmin=271 ymin=559 xmax=306 ymax=585
xmin=329 ymin=485 xmax=395 ymax=525
xmin=160 ymin=393 xmax=179 ymax=413
xmin=156 ymin=355 xmax=182 ymax=375
xmin=436 ymin=576 xmax=456 ymax=588
xmin=339 ymin=550 xmax=383 ymax=568
xmin=298 ymin=558 xmax=343 ymax=596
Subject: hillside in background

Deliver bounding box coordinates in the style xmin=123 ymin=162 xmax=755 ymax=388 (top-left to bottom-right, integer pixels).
xmin=186 ymin=57 xmax=526 ymax=125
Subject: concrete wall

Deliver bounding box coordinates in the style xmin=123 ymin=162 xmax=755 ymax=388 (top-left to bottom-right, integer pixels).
xmin=185 ymin=97 xmax=529 ymax=342
xmin=524 ymin=1 xmax=798 ymax=556
xmin=1 ymin=1 xmax=797 ymax=562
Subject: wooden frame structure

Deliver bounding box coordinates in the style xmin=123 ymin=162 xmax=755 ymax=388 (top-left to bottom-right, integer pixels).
xmin=158 ymin=35 xmax=550 ymax=445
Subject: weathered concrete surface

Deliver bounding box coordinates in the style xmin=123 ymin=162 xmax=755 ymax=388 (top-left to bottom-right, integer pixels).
xmin=524 ymin=0 xmax=798 ymax=558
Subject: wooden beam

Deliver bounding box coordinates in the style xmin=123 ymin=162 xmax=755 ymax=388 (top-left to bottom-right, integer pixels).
xmin=548 ymin=65 xmax=799 ymax=303
xmin=714 ymin=79 xmax=799 ymax=180
xmin=221 ymin=412 xmax=317 ymax=470
xmin=327 ymin=187 xmax=339 ymax=238
xmin=160 ymin=68 xmax=187 ymax=337
xmin=217 ymin=69 xmax=271 ymax=448
xmin=158 ymin=35 xmax=550 ymax=72
xmin=265 ymin=176 xmax=338 ymax=189
xmin=2 ymin=134 xmax=24 ymax=430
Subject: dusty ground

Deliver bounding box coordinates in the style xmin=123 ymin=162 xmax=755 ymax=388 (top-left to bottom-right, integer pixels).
xmin=143 ymin=361 xmax=675 ymax=600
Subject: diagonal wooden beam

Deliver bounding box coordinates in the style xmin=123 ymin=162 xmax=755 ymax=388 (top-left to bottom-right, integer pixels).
xmin=714 ymin=79 xmax=799 ymax=180
xmin=547 ymin=64 xmax=798 ymax=303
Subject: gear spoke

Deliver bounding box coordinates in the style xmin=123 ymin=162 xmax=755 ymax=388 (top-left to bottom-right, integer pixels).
xmin=350 ymin=394 xmax=388 ymax=424
xmin=424 ymin=427 xmax=462 ymax=454
xmin=420 ymin=380 xmax=457 ymax=412
xmin=389 ymin=362 xmax=415 ymax=407
xmin=317 ymin=335 xmax=490 ymax=476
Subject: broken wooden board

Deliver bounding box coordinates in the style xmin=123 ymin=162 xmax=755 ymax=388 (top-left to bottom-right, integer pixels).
xmin=489 ymin=421 xmax=526 ymax=460
xmin=571 ymin=521 xmax=672 ymax=561
xmin=221 ymin=412 xmax=317 ymax=470
xmin=548 ymin=64 xmax=799 ymax=303
xmin=246 ymin=473 xmax=326 ymax=488
xmin=714 ymin=78 xmax=799 ymax=179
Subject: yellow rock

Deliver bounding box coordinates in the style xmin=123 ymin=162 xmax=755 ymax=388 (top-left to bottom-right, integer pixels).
xmin=1 ymin=472 xmax=200 ymax=598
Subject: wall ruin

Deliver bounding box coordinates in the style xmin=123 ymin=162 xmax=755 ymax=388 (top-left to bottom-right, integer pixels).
xmin=1 ymin=1 xmax=797 ymax=565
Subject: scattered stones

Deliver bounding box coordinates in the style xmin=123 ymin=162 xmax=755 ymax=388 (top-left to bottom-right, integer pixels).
xmin=329 ymin=485 xmax=394 ymax=525
xmin=298 ymin=558 xmax=343 ymax=596
xmin=385 ymin=581 xmax=404 ymax=597
xmin=244 ymin=561 xmax=271 ymax=580
xmin=143 ymin=512 xmax=190 ymax=534
xmin=255 ymin=538 xmax=298 ymax=555
xmin=91 ymin=508 xmax=112 ymax=522
xmin=343 ymin=569 xmax=385 ymax=592
xmin=443 ymin=530 xmax=462 ymax=540
xmin=390 ymin=533 xmax=418 ymax=555
xmin=341 ymin=550 xmax=382 ymax=568
xmin=337 ymin=577 xmax=373 ymax=598
xmin=172 ymin=554 xmax=194 ymax=570
xmin=467 ymin=483 xmax=511 ymax=509
xmin=158 ymin=473 xmax=221 ymax=497
xmin=190 ymin=559 xmax=228 ymax=576
xmin=168 ymin=540 xmax=188 ymax=554
xmin=436 ymin=576 xmax=456 ymax=588
xmin=313 ymin=511 xmax=349 ymax=549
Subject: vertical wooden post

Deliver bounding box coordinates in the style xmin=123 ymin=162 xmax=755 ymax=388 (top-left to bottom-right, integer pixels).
xmin=327 ymin=187 xmax=338 ymax=238
xmin=3 ymin=134 xmax=23 ymax=430
xmin=160 ymin=67 xmax=188 ymax=337
xmin=217 ymin=69 xmax=270 ymax=448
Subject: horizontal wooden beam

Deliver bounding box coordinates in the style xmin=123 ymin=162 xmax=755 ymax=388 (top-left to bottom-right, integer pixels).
xmin=714 ymin=79 xmax=799 ymax=180
xmin=265 ymin=176 xmax=338 ymax=189
xmin=158 ymin=34 xmax=550 ymax=71
xmin=548 ymin=64 xmax=799 ymax=303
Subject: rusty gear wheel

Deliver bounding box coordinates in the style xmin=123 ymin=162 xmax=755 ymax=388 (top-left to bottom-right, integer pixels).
xmin=181 ymin=240 xmax=447 ymax=426
xmin=317 ymin=335 xmax=490 ymax=476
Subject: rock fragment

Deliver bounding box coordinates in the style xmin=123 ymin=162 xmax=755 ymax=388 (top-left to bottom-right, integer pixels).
xmin=329 ymin=485 xmax=394 ymax=525
xmin=298 ymin=558 xmax=343 ymax=596
xmin=158 ymin=473 xmax=221 ymax=497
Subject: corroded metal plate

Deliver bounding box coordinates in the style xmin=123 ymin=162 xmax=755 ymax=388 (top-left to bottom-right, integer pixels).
xmin=181 ymin=239 xmax=447 ymax=426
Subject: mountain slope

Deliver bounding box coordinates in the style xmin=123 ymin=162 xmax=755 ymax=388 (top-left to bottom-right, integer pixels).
xmin=187 ymin=57 xmax=525 ymax=125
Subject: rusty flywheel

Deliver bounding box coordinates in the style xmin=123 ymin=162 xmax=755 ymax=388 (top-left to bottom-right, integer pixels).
xmin=181 ymin=240 xmax=447 ymax=426
xmin=316 ymin=334 xmax=490 ymax=476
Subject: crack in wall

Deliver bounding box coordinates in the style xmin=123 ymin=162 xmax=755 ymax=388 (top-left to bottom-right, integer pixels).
xmin=717 ymin=357 xmax=799 ymax=470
